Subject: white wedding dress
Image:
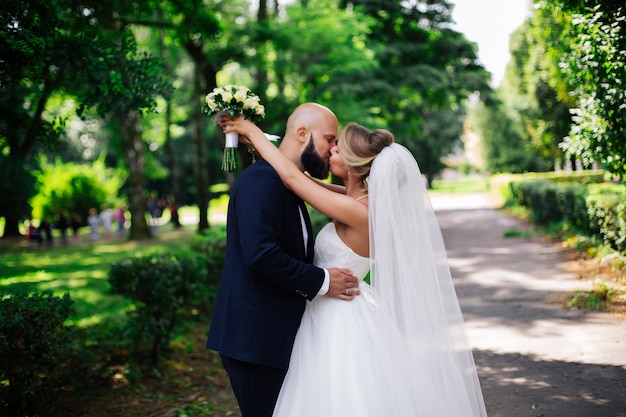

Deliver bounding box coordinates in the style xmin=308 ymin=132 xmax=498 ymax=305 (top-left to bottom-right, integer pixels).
xmin=273 ymin=223 xmax=463 ymax=416
xmin=274 ymin=144 xmax=487 ymax=417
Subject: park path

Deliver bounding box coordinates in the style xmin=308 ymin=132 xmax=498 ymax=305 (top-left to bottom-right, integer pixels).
xmin=431 ymin=193 xmax=626 ymax=417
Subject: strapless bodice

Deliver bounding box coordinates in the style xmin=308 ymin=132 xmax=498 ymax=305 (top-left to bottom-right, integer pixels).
xmin=313 ymin=223 xmax=370 ymax=280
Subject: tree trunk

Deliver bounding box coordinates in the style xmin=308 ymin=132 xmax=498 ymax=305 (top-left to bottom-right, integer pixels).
xmin=157 ymin=15 xmax=182 ymax=222
xmin=165 ymin=100 xmax=181 ymax=227
xmin=116 ymin=110 xmax=151 ymax=240
xmin=256 ymin=0 xmax=269 ymax=98
xmin=2 ymin=215 xmax=22 ymax=238
xmin=191 ymin=66 xmax=210 ymax=232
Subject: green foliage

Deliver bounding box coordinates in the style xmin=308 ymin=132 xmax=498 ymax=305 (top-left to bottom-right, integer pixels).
xmin=502 ymin=228 xmax=534 ymax=239
xmin=0 ymin=291 xmax=74 ymax=417
xmin=557 ymin=4 xmax=626 ymax=180
xmin=469 ymin=98 xmax=541 ymax=174
xmin=510 ymin=180 xmax=587 ymax=227
xmin=430 ymin=177 xmax=489 ymax=194
xmin=264 ymin=0 xmax=379 ymax=126
xmin=498 ymin=6 xmax=572 ymax=171
xmin=0 ymin=157 xmax=36 ymax=225
xmin=567 ymin=280 xmax=623 ymax=310
xmin=189 ymin=227 xmax=228 ymax=312
xmin=108 ymin=252 xmax=209 ymax=366
xmin=29 ymin=156 xmax=125 ymax=222
xmin=78 ymin=34 xmax=172 ymax=118
xmin=0 ymin=0 xmax=83 ymax=236
xmin=505 ymin=173 xmax=626 ymax=256
xmin=586 ymin=183 xmax=626 ymax=253
xmin=342 ymin=0 xmax=491 ymax=181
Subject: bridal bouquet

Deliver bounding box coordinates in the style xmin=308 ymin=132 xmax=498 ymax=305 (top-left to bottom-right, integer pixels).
xmin=204 ymin=85 xmax=266 ymax=171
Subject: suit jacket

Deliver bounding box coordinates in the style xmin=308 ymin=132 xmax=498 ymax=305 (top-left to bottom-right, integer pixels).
xmin=206 ymin=159 xmax=325 ymax=370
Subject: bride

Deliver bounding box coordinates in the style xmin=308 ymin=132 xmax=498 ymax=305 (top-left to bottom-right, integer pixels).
xmin=223 ymin=118 xmax=488 ymax=417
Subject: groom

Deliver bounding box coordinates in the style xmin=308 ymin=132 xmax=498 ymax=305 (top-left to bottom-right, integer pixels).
xmin=207 ymin=102 xmax=360 ymax=417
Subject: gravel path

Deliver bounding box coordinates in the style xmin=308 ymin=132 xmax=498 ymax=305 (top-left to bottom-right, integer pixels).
xmin=432 ymin=193 xmax=626 ymax=417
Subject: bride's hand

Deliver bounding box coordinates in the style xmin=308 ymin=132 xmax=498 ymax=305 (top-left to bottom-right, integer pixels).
xmin=222 ymin=115 xmax=261 ymax=145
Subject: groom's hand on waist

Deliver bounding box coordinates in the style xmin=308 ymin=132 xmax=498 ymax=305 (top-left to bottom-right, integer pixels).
xmin=325 ymin=268 xmax=360 ymax=301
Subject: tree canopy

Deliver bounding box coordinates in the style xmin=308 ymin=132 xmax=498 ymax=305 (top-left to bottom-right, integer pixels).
xmin=2 ymin=0 xmax=547 ymax=239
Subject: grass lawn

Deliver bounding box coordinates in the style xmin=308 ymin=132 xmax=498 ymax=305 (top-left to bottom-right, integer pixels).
xmin=3 ymin=226 xmax=199 ymax=324
xmin=0 ymin=209 xmax=241 ymax=417
xmin=429 ymin=176 xmax=490 ymax=194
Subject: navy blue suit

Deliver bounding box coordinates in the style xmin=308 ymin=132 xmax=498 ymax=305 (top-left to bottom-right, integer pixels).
xmin=207 ymin=159 xmax=325 ymax=416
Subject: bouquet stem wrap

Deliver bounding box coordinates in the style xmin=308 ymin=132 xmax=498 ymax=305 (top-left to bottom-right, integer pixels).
xmin=222 ymin=132 xmax=239 ymax=171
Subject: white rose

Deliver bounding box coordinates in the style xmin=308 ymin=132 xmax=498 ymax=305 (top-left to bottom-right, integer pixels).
xmin=234 ymin=87 xmax=249 ymax=102
xmin=242 ymin=96 xmax=260 ymax=109
xmin=206 ymin=94 xmax=218 ymax=110
xmin=255 ymin=104 xmax=265 ymax=116
xmin=221 ymin=91 xmax=233 ymax=103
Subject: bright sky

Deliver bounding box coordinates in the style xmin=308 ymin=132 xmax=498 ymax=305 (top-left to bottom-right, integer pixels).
xmin=451 ymin=0 xmax=532 ymax=87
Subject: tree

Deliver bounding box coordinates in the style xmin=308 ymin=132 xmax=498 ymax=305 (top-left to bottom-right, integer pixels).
xmin=0 ymin=0 xmax=170 ymax=239
xmin=338 ymin=0 xmax=492 ymax=180
xmin=554 ymin=2 xmax=626 ymax=179
xmin=76 ymin=24 xmax=171 ymax=239
xmin=266 ymin=0 xmax=379 ymax=127
xmin=500 ymin=6 xmax=573 ymax=170
xmin=470 ymin=97 xmax=541 ymax=173
xmin=123 ymin=0 xmax=249 ymax=231
xmin=0 ymin=1 xmax=86 ymax=237
xmin=30 ymin=157 xmax=124 ymax=224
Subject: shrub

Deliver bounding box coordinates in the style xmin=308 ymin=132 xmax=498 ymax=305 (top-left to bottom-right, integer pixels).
xmin=586 ymin=184 xmax=626 ymax=253
xmin=189 ymin=227 xmax=227 ymax=312
xmin=513 ymin=180 xmax=589 ymax=229
xmin=0 ymin=292 xmax=74 ymax=417
xmin=30 ymin=155 xmax=125 ymax=224
xmin=108 ymin=252 xmax=208 ymax=366
xmin=508 ymin=176 xmax=626 ymax=256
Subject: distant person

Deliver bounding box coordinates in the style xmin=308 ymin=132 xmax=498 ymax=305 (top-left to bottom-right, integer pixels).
xmin=168 ymin=199 xmax=181 ymax=229
xmin=99 ymin=204 xmax=113 ymax=239
xmin=56 ymin=212 xmax=69 ymax=246
xmin=71 ymin=212 xmax=82 ymax=244
xmin=27 ymin=218 xmax=41 ymax=248
xmin=87 ymin=208 xmax=100 ymax=243
xmin=114 ymin=205 xmax=127 ymax=237
xmin=38 ymin=219 xmax=53 ymax=247
xmin=146 ymin=192 xmax=157 ymax=227
xmin=154 ymin=198 xmax=165 ymax=225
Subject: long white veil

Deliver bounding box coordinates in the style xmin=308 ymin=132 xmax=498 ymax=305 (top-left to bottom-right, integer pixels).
xmin=368 ymin=143 xmax=487 ymax=417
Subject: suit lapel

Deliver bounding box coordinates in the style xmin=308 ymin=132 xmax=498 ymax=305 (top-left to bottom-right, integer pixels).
xmin=298 ymin=200 xmax=315 ymax=263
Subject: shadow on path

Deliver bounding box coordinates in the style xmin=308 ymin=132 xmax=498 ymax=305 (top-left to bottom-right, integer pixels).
xmin=432 ymin=197 xmax=626 ymax=417
xmin=475 ymin=349 xmax=626 ymax=417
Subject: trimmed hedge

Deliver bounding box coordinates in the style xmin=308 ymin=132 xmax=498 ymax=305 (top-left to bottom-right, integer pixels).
xmin=107 ymin=227 xmax=227 ymax=367
xmin=505 ymin=173 xmax=626 ymax=255
xmin=0 ymin=292 xmax=74 ymax=417
xmin=586 ymin=184 xmax=626 ymax=253
xmin=510 ymin=180 xmax=591 ymax=232
xmin=109 ymin=252 xmax=209 ymax=366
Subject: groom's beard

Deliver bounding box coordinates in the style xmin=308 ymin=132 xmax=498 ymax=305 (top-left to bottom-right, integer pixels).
xmin=301 ymin=134 xmax=329 ymax=179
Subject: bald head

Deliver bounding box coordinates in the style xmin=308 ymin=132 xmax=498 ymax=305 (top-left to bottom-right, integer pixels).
xmin=285 ymin=103 xmax=337 ymax=136
xmin=280 ymin=102 xmax=339 ymax=177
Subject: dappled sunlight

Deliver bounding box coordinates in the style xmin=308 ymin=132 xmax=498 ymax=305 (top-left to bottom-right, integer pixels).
xmin=1 ymin=228 xmax=197 ymax=339
xmin=69 ymin=308 xmax=127 ymax=328
xmin=39 ymin=277 xmax=90 ymax=291
xmin=474 ymin=350 xmax=626 ymax=416
xmin=2 ymin=270 xmax=55 ymax=285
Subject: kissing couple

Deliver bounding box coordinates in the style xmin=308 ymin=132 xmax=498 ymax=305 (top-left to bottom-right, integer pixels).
xmin=207 ymin=102 xmax=487 ymax=417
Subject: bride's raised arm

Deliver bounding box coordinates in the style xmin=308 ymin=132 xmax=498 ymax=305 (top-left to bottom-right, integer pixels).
xmin=223 ymin=116 xmax=363 ymax=229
